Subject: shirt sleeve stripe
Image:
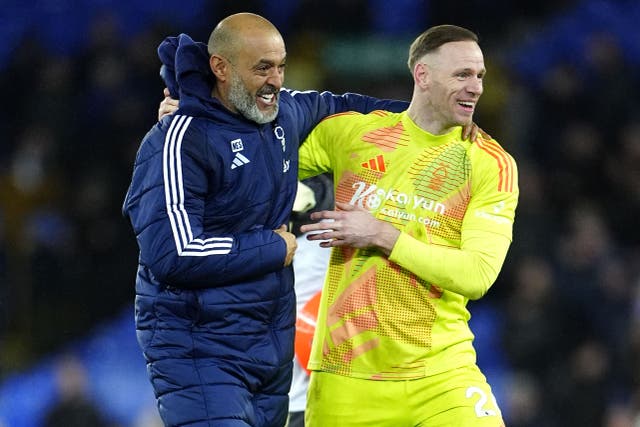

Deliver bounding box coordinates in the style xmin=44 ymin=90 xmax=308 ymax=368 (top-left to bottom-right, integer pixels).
xmin=163 ymin=115 xmax=233 ymax=256
xmin=476 ymin=138 xmax=514 ymax=192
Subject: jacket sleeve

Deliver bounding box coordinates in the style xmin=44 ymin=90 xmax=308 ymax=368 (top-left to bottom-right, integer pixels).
xmin=125 ymin=116 xmax=287 ymax=288
xmin=287 ymin=89 xmax=408 ymax=140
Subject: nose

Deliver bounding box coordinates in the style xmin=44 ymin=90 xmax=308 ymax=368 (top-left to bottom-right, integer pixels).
xmin=468 ymin=77 xmax=483 ymax=96
xmin=267 ymin=67 xmax=284 ymax=89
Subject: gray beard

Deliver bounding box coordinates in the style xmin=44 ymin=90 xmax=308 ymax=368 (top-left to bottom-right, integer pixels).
xmin=228 ymin=74 xmax=279 ymax=124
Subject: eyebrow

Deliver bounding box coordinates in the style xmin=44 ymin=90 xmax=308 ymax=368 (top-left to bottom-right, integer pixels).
xmin=456 ymin=67 xmax=486 ymax=74
xmin=252 ymin=56 xmax=286 ymax=68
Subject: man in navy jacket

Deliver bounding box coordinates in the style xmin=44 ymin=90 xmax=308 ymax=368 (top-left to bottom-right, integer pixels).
xmin=122 ymin=13 xmax=406 ymax=427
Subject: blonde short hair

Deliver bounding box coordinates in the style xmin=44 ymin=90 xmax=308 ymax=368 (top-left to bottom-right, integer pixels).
xmin=407 ymin=25 xmax=479 ymax=71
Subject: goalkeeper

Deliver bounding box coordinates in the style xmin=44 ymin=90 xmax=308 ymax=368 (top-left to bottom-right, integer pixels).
xmin=298 ymin=24 xmax=518 ymax=427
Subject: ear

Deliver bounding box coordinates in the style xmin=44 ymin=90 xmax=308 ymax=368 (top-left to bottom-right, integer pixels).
xmin=413 ymin=62 xmax=429 ymax=89
xmin=209 ymin=55 xmax=228 ymax=82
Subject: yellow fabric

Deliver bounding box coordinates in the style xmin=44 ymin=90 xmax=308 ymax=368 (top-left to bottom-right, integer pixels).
xmin=391 ymin=228 xmax=511 ymax=300
xmin=298 ymin=110 xmax=519 ymax=380
xmin=306 ymin=367 xmax=504 ymax=427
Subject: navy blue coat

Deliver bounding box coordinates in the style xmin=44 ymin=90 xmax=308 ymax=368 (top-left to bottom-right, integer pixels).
xmin=122 ymin=34 xmax=407 ymax=426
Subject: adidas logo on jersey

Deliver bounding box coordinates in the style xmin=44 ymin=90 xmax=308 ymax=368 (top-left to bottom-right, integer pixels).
xmin=361 ymin=154 xmax=386 ymax=172
xmin=231 ymin=152 xmax=250 ymax=169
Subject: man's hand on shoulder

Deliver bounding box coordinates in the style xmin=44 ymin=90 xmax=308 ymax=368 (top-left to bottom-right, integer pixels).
xmin=461 ymin=122 xmax=491 ymax=142
xmin=158 ymin=87 xmax=179 ymax=121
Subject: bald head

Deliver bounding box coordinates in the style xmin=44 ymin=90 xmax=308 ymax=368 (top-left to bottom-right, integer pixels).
xmin=206 ymin=13 xmax=286 ymax=124
xmin=207 ymin=13 xmax=282 ymax=62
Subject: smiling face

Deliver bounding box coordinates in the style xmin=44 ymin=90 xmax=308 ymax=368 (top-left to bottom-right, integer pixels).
xmin=208 ymin=13 xmax=286 ymax=124
xmin=226 ymin=32 xmax=286 ymax=123
xmin=414 ymin=40 xmax=485 ymax=134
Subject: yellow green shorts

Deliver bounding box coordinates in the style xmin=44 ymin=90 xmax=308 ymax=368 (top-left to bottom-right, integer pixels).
xmin=305 ymin=365 xmax=504 ymax=427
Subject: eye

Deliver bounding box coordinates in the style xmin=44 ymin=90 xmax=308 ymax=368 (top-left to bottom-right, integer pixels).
xmin=456 ymin=70 xmax=484 ymax=80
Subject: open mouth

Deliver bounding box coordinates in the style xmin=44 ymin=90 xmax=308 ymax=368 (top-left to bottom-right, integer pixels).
xmin=457 ymin=101 xmax=475 ymax=113
xmin=256 ymin=92 xmax=277 ymax=109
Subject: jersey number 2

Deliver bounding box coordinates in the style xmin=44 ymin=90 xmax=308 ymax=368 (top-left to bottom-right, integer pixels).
xmin=465 ymin=386 xmax=498 ymax=417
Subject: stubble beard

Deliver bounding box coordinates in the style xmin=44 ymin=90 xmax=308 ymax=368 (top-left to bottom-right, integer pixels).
xmin=228 ymin=73 xmax=279 ymax=124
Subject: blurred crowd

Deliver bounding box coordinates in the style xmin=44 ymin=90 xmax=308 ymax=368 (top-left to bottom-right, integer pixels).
xmin=1 ymin=1 xmax=639 ymax=426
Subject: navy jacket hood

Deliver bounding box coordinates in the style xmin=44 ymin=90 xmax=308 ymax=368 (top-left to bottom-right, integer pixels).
xmin=159 ymin=33 xmax=252 ymax=126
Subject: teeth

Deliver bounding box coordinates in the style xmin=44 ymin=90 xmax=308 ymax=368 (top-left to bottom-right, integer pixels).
xmin=260 ymin=94 xmax=274 ymax=101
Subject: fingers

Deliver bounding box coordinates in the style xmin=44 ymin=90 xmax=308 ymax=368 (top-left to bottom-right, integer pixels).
xmin=461 ymin=122 xmax=484 ymax=142
xmin=335 ymin=201 xmax=370 ymax=212
xmin=335 ymin=201 xmax=354 ymax=211
xmin=163 ymin=87 xmax=170 ymax=97
xmin=304 ymin=230 xmax=335 ymax=241
xmin=158 ymin=96 xmax=180 ymax=121
xmin=274 ymin=224 xmax=291 ymax=238
xmin=307 ymin=231 xmax=340 ymax=249
xmin=461 ymin=123 xmax=478 ymax=142
xmin=300 ymin=219 xmax=335 ymax=234
xmin=309 ymin=209 xmax=338 ymax=221
xmin=461 ymin=125 xmax=471 ymax=140
xmin=470 ymin=125 xmax=478 ymax=142
xmin=163 ymin=99 xmax=179 ymax=109
xmin=307 ymin=204 xmax=362 ymax=221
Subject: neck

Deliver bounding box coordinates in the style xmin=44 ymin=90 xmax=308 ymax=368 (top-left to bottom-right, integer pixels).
xmin=407 ymin=103 xmax=445 ymax=135
xmin=211 ymin=85 xmax=237 ymax=113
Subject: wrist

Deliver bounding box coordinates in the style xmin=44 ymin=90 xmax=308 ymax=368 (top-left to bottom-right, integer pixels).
xmin=375 ymin=222 xmax=400 ymax=256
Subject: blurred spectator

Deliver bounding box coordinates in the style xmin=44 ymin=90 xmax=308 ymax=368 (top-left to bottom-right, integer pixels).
xmin=529 ymin=62 xmax=587 ymax=163
xmin=629 ymin=278 xmax=640 ymax=422
xmin=502 ymin=255 xmax=567 ymax=379
xmin=554 ymin=203 xmax=619 ymax=333
xmin=132 ymin=404 xmax=163 ymax=427
xmin=549 ymin=120 xmax=607 ymax=210
xmin=42 ymin=353 xmax=110 ymax=427
xmin=582 ymin=31 xmax=637 ymax=131
xmin=507 ymin=160 xmax=556 ymax=260
xmin=549 ymin=340 xmax=610 ymax=427
xmin=503 ymin=372 xmax=554 ymax=427
xmin=0 ymin=124 xmax=65 ymax=365
xmin=0 ymin=209 xmax=7 ymax=345
xmin=604 ymin=118 xmax=640 ymax=247
xmin=604 ymin=404 xmax=636 ymax=427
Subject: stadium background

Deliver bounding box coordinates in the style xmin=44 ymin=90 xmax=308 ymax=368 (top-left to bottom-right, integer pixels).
xmin=0 ymin=0 xmax=639 ymax=426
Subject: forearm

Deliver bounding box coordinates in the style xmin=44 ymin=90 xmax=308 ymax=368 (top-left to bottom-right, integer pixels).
xmin=388 ymin=229 xmax=511 ymax=300
xmin=140 ymin=225 xmax=287 ymax=288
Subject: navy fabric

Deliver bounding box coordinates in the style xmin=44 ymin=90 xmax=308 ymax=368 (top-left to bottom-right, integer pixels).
xmin=122 ymin=33 xmax=407 ymax=426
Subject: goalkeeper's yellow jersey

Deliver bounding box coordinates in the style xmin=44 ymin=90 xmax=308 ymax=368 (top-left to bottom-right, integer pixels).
xmin=298 ymin=110 xmax=519 ymax=380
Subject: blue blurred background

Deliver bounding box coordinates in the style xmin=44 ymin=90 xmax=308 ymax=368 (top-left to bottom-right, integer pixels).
xmin=1 ymin=1 xmax=639 ymax=426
